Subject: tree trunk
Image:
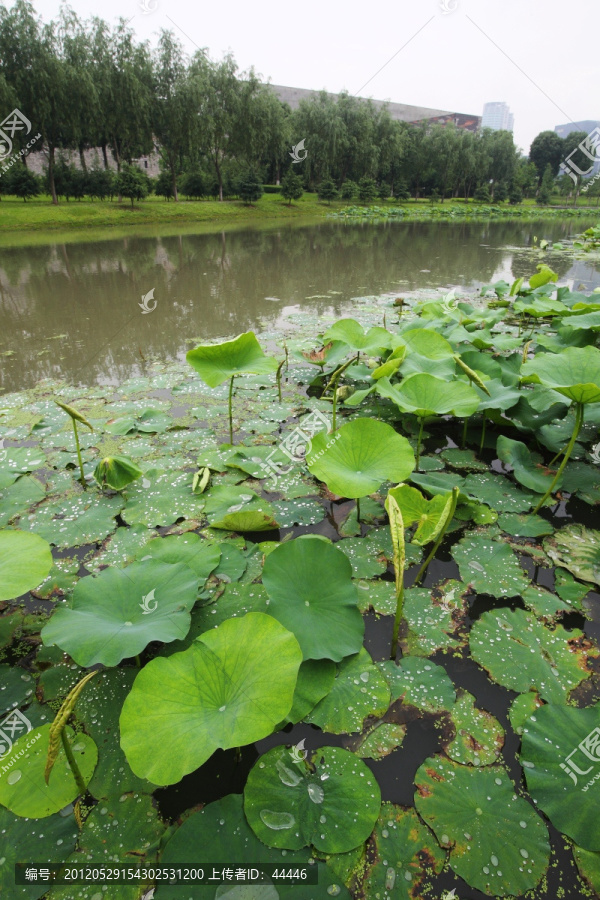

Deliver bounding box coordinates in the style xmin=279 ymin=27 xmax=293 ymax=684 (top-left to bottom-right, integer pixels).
xmin=48 ymin=144 xmax=58 ymax=205
xmin=79 ymin=147 xmax=87 ymax=172
xmin=171 ymin=162 xmax=179 ymax=202
xmin=215 ymin=157 xmax=223 ymax=201
xmin=101 ymin=143 xmax=109 ymax=170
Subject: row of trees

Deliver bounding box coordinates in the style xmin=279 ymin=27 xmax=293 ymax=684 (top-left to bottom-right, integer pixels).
xmin=1 ymin=2 xmax=597 ymax=206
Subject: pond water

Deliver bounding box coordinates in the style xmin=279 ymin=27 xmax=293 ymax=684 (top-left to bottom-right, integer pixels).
xmin=1 ymin=218 xmax=598 ymax=393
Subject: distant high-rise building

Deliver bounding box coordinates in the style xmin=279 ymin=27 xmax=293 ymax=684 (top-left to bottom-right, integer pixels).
xmin=555 ymin=120 xmax=600 ymax=139
xmin=482 ymin=102 xmax=514 ymax=132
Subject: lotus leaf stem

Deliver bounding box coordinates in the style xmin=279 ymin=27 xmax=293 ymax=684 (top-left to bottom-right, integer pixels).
xmin=356 ymin=497 xmax=361 ymax=522
xmin=462 ymin=416 xmax=469 ymax=449
xmin=533 ymin=401 xmax=584 ymax=514
xmin=61 ymin=729 xmax=87 ymax=797
xmin=276 ymin=359 xmax=285 ymax=401
xmin=72 ymin=419 xmax=85 ymax=486
xmin=479 ymin=414 xmax=487 ymax=453
xmin=228 ymin=375 xmax=235 ymax=444
xmin=414 ymin=487 xmax=460 ymax=586
xmin=415 ymin=417 xmax=425 ymax=471
xmin=390 ymin=579 xmax=404 ymax=661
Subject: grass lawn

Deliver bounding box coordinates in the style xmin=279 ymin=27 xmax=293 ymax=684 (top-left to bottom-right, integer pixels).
xmin=0 ymin=191 xmax=597 ymax=247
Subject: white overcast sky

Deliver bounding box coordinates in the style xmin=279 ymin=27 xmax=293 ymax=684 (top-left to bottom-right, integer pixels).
xmin=13 ymin=0 xmax=599 ymax=153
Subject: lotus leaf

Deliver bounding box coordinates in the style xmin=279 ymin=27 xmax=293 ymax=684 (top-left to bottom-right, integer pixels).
xmin=305 ymin=648 xmax=390 ymax=733
xmin=281 ymin=659 xmax=337 ymax=726
xmin=0 ymin=723 xmax=97 ymax=818
xmin=521 ymin=346 xmax=600 ymax=404
xmin=307 ymin=418 xmax=415 ymax=499
xmin=544 ymin=524 xmax=600 ymax=586
xmin=204 ymin=484 xmax=279 ymax=531
xmin=378 ymin=657 xmax=455 ymax=712
xmin=244 ymin=744 xmax=381 ymax=853
xmin=262 ymin=536 xmax=363 ymax=661
xmin=0 ymin=529 xmax=53 ymax=601
xmin=323 ymin=318 xmax=391 ymax=352
xmin=120 ymin=613 xmax=303 ymax=785
xmin=446 ymin=689 xmax=504 ymax=766
xmin=496 ymin=436 xmax=556 ymax=494
xmin=135 ymin=532 xmax=221 ymax=582
xmin=22 ymin=492 xmax=124 ymax=547
xmin=41 ymin=560 xmax=200 ymax=666
xmin=94 ymin=455 xmax=143 ymax=490
xmin=376 ymin=373 xmax=480 ymax=418
xmin=0 ymin=806 xmax=78 ymax=900
xmin=186 ymin=332 xmax=279 ymax=387
xmin=414 ymin=756 xmax=550 ymax=896
xmin=520 ymin=702 xmax=600 ymax=850
xmin=387 ymin=483 xmax=455 ymax=545
xmin=470 ymin=609 xmax=595 ymax=702
xmin=451 ymin=534 xmax=529 ymax=597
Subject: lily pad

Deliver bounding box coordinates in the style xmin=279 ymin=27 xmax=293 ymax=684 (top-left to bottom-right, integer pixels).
xmin=122 ymin=469 xmax=204 ymax=528
xmin=387 ymin=483 xmax=454 ymax=546
xmin=360 ymin=804 xmax=445 ymax=899
xmin=446 ymin=690 xmax=504 ymax=766
xmin=0 ymin=723 xmax=97 ymax=818
xmin=244 ymin=744 xmax=381 ymax=853
xmin=305 ymin=648 xmax=390 ymax=734
xmin=378 ymin=658 xmax=455 ymax=712
xmin=508 ymin=692 xmax=542 ymax=735
xmin=0 ymin=530 xmax=53 ymax=601
xmin=544 ymin=524 xmax=600 ymax=587
xmin=414 ymin=756 xmax=550 ymax=896
xmin=403 ymin=586 xmax=462 ymax=656
xmin=521 ymin=346 xmax=600 ymax=404
xmin=0 ymin=665 xmax=35 ymax=716
xmin=451 ymin=534 xmax=529 ymax=597
xmin=41 ymin=560 xmax=200 ymax=667
xmin=520 ymin=702 xmax=600 ymax=850
xmin=281 ymin=659 xmax=337 ymax=726
xmin=120 ymin=613 xmax=303 ymax=785
xmin=186 ymin=332 xmax=279 ymax=387
xmin=462 ymin=472 xmax=535 ymax=512
xmin=338 ymin=536 xmax=388 ymax=579
xmin=135 ymin=532 xmax=221 ymax=583
xmin=354 ymin=722 xmax=407 ymax=760
xmin=470 ymin=609 xmax=594 ymax=703
xmin=22 ymin=493 xmax=123 ymax=548
xmin=262 ymin=536 xmax=363 ymax=661
xmin=0 ymin=805 xmax=78 ymax=900
xmin=307 ymin=418 xmax=415 ymax=499
xmin=497 ymin=513 xmax=554 ymax=537
xmin=204 ymin=484 xmax=279 ymax=532
xmin=496 ymin=436 xmax=556 ymax=494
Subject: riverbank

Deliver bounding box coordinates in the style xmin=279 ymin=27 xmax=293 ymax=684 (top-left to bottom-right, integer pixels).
xmin=0 ymin=191 xmax=598 ymax=244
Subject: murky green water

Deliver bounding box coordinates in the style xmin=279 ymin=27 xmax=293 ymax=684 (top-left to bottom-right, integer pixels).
xmin=1 ymin=219 xmax=598 ymax=393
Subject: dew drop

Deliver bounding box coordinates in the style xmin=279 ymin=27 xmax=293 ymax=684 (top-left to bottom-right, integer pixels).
xmin=385 ymin=868 xmax=396 ymax=890
xmin=7 ymin=771 xmax=21 ymax=785
xmin=259 ymin=810 xmax=295 ymax=830
xmin=326 ymin=886 xmax=341 ymax=896
xmin=308 ymin=783 xmax=325 ymax=804
xmin=491 ymin=855 xmax=498 ymax=867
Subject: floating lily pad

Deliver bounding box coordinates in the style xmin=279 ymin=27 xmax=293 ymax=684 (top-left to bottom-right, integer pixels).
xmin=135 ymin=532 xmax=221 ymax=583
xmin=354 ymin=723 xmax=407 ymax=761
xmin=122 ymin=469 xmax=204 ymax=527
xmin=403 ymin=586 xmax=463 ymax=656
xmin=0 ymin=530 xmax=53 ymax=601
xmin=446 ymin=690 xmax=504 ymax=766
xmin=22 ymin=493 xmax=123 ymax=548
xmin=521 ymin=585 xmax=574 ymax=619
xmin=120 ymin=613 xmax=302 ymax=785
xmin=76 ymin=791 xmax=164 ymax=859
xmin=496 ymin=436 xmax=555 ymax=494
xmin=573 ymin=845 xmax=600 ymax=895
xmin=307 ymin=418 xmax=415 ymax=499
xmin=262 ymin=536 xmax=363 ymax=661
xmin=360 ymin=804 xmax=445 ymax=899
xmin=555 ymin=568 xmax=591 ymax=607
xmin=0 ymin=723 xmax=97 ymax=818
xmin=497 ymin=513 xmax=554 ymax=537
xmin=281 ymin=659 xmax=337 ymax=726
xmin=451 ymin=534 xmax=528 ymax=597
xmin=338 ymin=536 xmax=388 ymax=579
xmin=414 ymin=756 xmax=550 ymax=896
xmin=87 ymin=523 xmax=156 ymax=572
xmin=470 ymin=609 xmax=594 ymax=703
xmin=186 ymin=332 xmax=279 ymax=387
xmin=204 ymin=484 xmax=279 ymax=531
xmin=355 ymin=579 xmax=396 ymax=615
xmin=41 ymin=560 xmax=199 ymax=667
xmin=544 ymin=524 xmax=600 ymax=587
xmin=441 ymin=448 xmax=488 ymax=472
xmin=0 ymin=475 xmax=46 ymax=528
xmin=0 ymin=665 xmax=35 ymax=716
xmin=0 ymin=805 xmax=78 ymax=900
xmin=244 ymin=745 xmax=381 ymax=854
xmin=305 ymin=648 xmax=390 ymax=734
xmin=378 ymin=658 xmax=455 ymax=712
xmin=521 ymin=702 xmax=600 ymax=850
xmin=509 ymin=692 xmax=542 ymax=736
xmin=462 ymin=472 xmax=535 ymax=512
xmin=271 ymin=497 xmax=326 ymax=527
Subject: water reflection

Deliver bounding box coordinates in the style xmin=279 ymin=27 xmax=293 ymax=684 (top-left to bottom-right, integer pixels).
xmin=0 ymin=219 xmax=598 ymax=393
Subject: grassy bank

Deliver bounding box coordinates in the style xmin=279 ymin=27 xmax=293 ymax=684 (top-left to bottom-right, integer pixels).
xmin=0 ymin=191 xmax=598 ymax=244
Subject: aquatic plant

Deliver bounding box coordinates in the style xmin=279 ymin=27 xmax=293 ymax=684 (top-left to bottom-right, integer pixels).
xmin=54 ymin=399 xmax=94 ymax=484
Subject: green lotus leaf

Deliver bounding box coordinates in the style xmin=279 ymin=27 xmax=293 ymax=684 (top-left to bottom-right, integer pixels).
xmin=496 ymin=436 xmax=556 ymax=494
xmin=305 ymin=648 xmax=390 ymax=733
xmin=470 ymin=609 xmax=595 ymax=703
xmin=377 ymin=373 xmax=480 ymax=418
xmin=54 ymin=399 xmax=94 ymax=430
xmin=41 ymin=560 xmax=200 ymax=666
xmin=0 ymin=805 xmax=78 ymax=900
xmin=520 ymin=703 xmax=600 ymax=851
xmin=414 ymin=756 xmax=550 ymax=896
xmin=514 ymin=296 xmax=567 ymax=316
xmin=446 ymin=689 xmax=504 ymax=766
xmin=262 ymin=535 xmax=363 ymax=661
xmin=573 ymin=844 xmax=600 ymax=895
xmin=0 ymin=664 xmax=35 ymax=716
xmin=323 ymin=318 xmax=391 ymax=352
xmin=134 ymin=532 xmax=221 ymax=583
xmin=354 ymin=722 xmax=407 ymax=760
xmin=94 ymin=455 xmax=143 ymax=491
xmin=0 ymin=447 xmax=46 ymax=489
xmin=378 ymin=657 xmax=456 ymax=712
xmin=461 ymin=472 xmax=536 ymax=512
xmin=543 ymin=524 xmax=600 ymax=587
xmin=306 ymin=418 xmax=415 ymax=499
xmin=186 ymin=332 xmax=278 ymax=388
xmin=360 ymin=804 xmax=445 ymax=899
xmin=0 ymin=723 xmax=97 ymax=818
xmin=155 ymin=794 xmax=350 ymax=900
xmin=0 ymin=474 xmax=46 ymax=527
xmin=509 ymin=692 xmax=542 ymax=736
xmin=391 ymin=327 xmax=454 ymax=359
xmin=451 ymin=534 xmax=529 ymax=597
xmin=22 ymin=492 xmax=124 ymax=547
xmin=528 ymin=263 xmax=558 ymax=289
xmin=521 ymin=346 xmax=600 ymax=404
xmin=120 ymin=613 xmax=303 ymax=785
xmin=0 ymin=529 xmax=53 ymax=601
xmin=204 ymin=484 xmax=279 ymax=531
xmin=497 ymin=512 xmax=554 ymax=537
xmin=403 ymin=584 xmax=465 ymax=656
xmin=476 ymin=379 xmax=522 ymax=412
xmin=387 ymin=483 xmax=454 ymax=546
xmin=281 ymin=659 xmax=337 ymax=726
xmin=371 ymin=344 xmax=406 ymax=379
xmin=244 ymin=745 xmax=381 ymax=853
xmin=337 ymin=534 xmax=390 ymax=577
xmin=122 ymin=469 xmax=204 ymax=528
xmin=562 ymin=310 xmax=600 ymax=331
